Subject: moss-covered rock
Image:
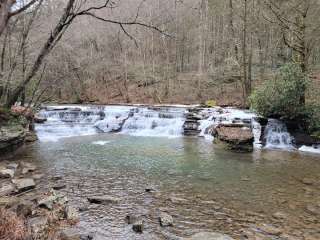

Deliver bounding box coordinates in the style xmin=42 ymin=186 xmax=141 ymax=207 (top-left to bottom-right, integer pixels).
xmin=0 ymin=108 xmax=28 ymax=156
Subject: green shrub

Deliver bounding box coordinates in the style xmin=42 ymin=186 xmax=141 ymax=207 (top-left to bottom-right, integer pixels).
xmin=249 ymin=63 xmax=308 ymax=121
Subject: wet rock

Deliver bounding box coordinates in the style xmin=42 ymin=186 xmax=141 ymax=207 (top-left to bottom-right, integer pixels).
xmin=78 ymin=203 xmax=90 ymax=212
xmin=258 ymin=224 xmax=282 ymax=236
xmin=53 ymin=184 xmax=67 ymax=190
xmin=7 ymin=163 xmax=19 ymax=170
xmin=32 ymin=174 xmax=44 ymax=180
xmin=125 ymin=214 xmax=139 ymax=224
xmin=159 ymin=212 xmax=173 ymax=227
xmin=59 ymin=228 xmax=81 ymax=240
xmin=65 ymin=205 xmax=79 ymax=221
xmin=184 ymin=232 xmax=234 ymax=240
xmin=145 ymin=186 xmax=156 ymax=192
xmin=0 ymin=123 xmax=26 ymax=155
xmin=25 ymin=131 xmax=38 ymax=142
xmin=28 ymin=216 xmax=48 ymax=237
xmin=272 ymin=211 xmax=287 ymax=219
xmin=0 ymin=182 xmax=15 ymax=196
xmin=21 ymin=163 xmax=37 ymax=174
xmin=12 ymin=178 xmax=36 ymax=192
xmin=213 ymin=124 xmax=254 ymax=152
xmin=0 ymin=168 xmax=15 ymax=178
xmin=34 ymin=115 xmax=47 ymax=124
xmin=87 ymin=196 xmax=120 ymax=205
xmin=37 ymin=194 xmax=58 ymax=210
xmin=132 ymin=219 xmax=144 ymax=233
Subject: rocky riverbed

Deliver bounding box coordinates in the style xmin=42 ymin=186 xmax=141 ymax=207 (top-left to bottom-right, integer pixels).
xmin=0 ymin=160 xmax=89 ymax=240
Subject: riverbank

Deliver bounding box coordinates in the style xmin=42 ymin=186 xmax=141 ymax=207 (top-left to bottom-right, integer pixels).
xmin=0 ymin=158 xmax=86 ymax=240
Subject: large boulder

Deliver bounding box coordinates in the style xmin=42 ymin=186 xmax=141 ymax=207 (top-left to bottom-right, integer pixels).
xmin=213 ymin=124 xmax=254 ymax=152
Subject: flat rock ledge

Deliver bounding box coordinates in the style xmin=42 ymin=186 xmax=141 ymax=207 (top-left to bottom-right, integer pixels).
xmin=213 ymin=123 xmax=254 ymax=152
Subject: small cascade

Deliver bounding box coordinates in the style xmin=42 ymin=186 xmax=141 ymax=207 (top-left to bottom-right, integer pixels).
xmin=121 ymin=107 xmax=186 ymax=137
xmin=197 ymin=107 xmax=260 ymax=144
xmin=264 ymin=119 xmax=294 ymax=149
xmin=36 ymin=105 xmax=187 ymax=141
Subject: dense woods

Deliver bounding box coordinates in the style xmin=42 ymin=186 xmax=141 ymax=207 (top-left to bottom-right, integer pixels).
xmin=0 ymin=0 xmax=320 ymax=107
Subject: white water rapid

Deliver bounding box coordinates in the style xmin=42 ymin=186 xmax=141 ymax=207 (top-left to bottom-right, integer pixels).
xmin=34 ymin=104 xmax=320 ymax=154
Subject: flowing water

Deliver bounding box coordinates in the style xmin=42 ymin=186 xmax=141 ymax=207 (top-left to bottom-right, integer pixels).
xmin=14 ymin=105 xmax=320 ymax=239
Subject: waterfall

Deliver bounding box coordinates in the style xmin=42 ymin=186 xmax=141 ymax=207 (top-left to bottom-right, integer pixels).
xmin=264 ymin=119 xmax=294 ymax=150
xmin=36 ymin=105 xmax=186 ymax=141
xmin=34 ymin=105 xmax=320 ymax=154
xmin=197 ymin=107 xmax=261 ymax=146
xmin=120 ymin=107 xmax=186 ymax=137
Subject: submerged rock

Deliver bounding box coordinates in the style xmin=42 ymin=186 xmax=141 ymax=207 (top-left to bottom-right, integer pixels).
xmin=159 ymin=212 xmax=173 ymax=227
xmin=87 ymin=196 xmax=120 ymax=205
xmin=213 ymin=124 xmax=254 ymax=152
xmin=59 ymin=228 xmax=81 ymax=240
xmin=64 ymin=205 xmax=79 ymax=221
xmin=132 ymin=219 xmax=144 ymax=233
xmin=125 ymin=214 xmax=139 ymax=224
xmin=185 ymin=232 xmax=234 ymax=240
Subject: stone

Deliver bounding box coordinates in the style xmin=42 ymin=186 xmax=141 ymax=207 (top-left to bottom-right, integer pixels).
xmin=28 ymin=216 xmax=48 ymax=236
xmin=32 ymin=174 xmax=44 ymax=180
xmin=37 ymin=194 xmax=58 ymax=210
xmin=184 ymin=232 xmax=234 ymax=240
xmin=34 ymin=115 xmax=47 ymax=124
xmin=0 ymin=182 xmax=15 ymax=196
xmin=0 ymin=168 xmax=15 ymax=178
xmin=53 ymin=184 xmax=66 ymax=190
xmin=87 ymin=196 xmax=120 ymax=205
xmin=159 ymin=212 xmax=173 ymax=227
xmin=25 ymin=131 xmax=38 ymax=142
xmin=132 ymin=220 xmax=144 ymax=233
xmin=21 ymin=163 xmax=37 ymax=174
xmin=12 ymin=178 xmax=36 ymax=192
xmin=7 ymin=163 xmax=19 ymax=170
xmin=145 ymin=186 xmax=156 ymax=192
xmin=59 ymin=228 xmax=81 ymax=240
xmin=272 ymin=211 xmax=287 ymax=219
xmin=125 ymin=214 xmax=139 ymax=224
xmin=0 ymin=124 xmax=26 ymax=155
xmin=213 ymin=124 xmax=254 ymax=152
xmin=65 ymin=205 xmax=79 ymax=221
xmin=258 ymin=224 xmax=282 ymax=236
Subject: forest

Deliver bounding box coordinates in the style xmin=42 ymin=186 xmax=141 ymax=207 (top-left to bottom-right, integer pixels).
xmin=0 ymin=0 xmax=319 ymax=107
xmin=1 ymin=1 xmax=320 ymax=240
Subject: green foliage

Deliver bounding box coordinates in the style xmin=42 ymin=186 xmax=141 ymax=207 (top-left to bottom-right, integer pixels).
xmin=250 ymin=63 xmax=320 ymax=133
xmin=249 ymin=63 xmax=308 ymax=120
xmin=205 ymin=100 xmax=217 ymax=107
